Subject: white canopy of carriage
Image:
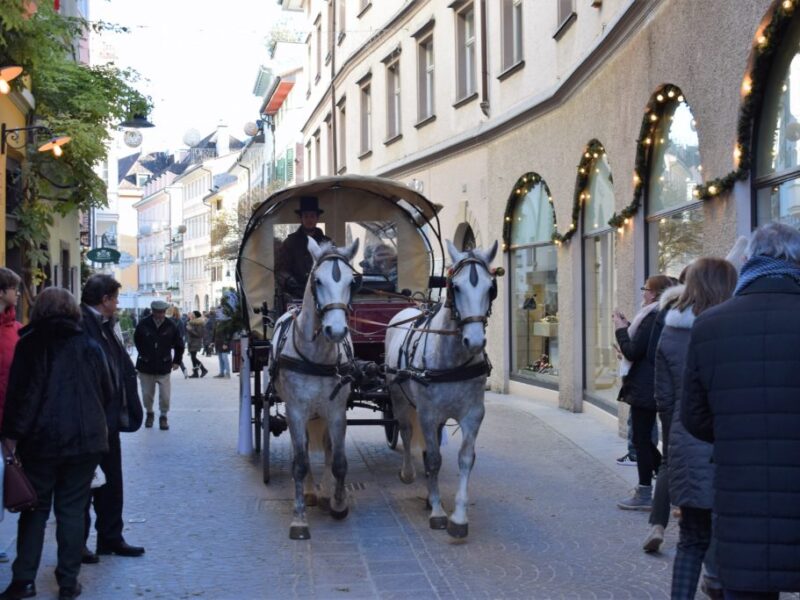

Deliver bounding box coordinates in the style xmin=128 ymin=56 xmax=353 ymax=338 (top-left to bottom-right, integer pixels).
xmin=236 ymin=175 xmax=444 ymax=334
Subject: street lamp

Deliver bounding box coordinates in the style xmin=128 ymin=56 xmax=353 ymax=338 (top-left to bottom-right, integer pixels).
xmin=0 ymin=123 xmax=71 ymax=157
xmin=119 ymin=114 xmax=155 ymax=128
xmin=0 ymin=66 xmax=23 ymax=95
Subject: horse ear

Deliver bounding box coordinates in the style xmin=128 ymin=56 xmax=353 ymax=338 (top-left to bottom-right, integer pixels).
xmin=342 ymin=238 xmax=360 ymax=262
xmin=446 ymin=239 xmax=465 ymax=265
xmin=478 ymin=240 xmax=499 ymax=265
xmin=307 ymin=236 xmax=323 ymax=262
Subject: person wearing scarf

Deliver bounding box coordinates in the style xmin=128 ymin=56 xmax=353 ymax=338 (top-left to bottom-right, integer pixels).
xmin=682 ymin=222 xmax=800 ymax=599
xmin=614 ymin=274 xmax=674 ymax=510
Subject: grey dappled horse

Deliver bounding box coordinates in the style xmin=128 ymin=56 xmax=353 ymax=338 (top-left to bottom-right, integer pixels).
xmin=271 ymin=238 xmax=360 ymax=540
xmin=385 ymin=240 xmax=499 ymax=538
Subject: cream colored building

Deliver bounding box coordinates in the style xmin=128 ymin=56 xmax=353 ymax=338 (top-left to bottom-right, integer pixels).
xmin=297 ymin=0 xmax=799 ymax=423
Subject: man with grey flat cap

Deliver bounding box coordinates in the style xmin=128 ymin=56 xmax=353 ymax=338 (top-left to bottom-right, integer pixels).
xmin=275 ymin=196 xmax=332 ymax=306
xmin=133 ymin=300 xmax=184 ymax=430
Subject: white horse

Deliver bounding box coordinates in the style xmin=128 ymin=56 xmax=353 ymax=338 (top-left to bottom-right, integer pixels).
xmin=271 ymin=237 xmax=360 ymax=540
xmin=384 ymin=240 xmax=499 ymax=538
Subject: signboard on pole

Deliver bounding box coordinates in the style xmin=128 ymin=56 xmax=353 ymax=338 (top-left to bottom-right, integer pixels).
xmin=87 ymin=247 xmax=121 ymax=264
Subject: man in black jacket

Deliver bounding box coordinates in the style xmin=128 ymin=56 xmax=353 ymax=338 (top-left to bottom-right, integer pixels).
xmin=275 ymin=196 xmax=331 ymax=308
xmin=134 ymin=300 xmax=184 ymax=431
xmin=80 ymin=274 xmax=145 ymax=562
xmin=683 ymin=223 xmax=800 ymax=598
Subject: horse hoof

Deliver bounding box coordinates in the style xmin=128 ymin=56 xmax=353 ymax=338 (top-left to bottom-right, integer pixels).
xmin=330 ymin=506 xmax=349 ymax=521
xmin=289 ymin=525 xmax=311 ymax=540
xmin=318 ymin=497 xmax=331 ymax=513
xmin=398 ymin=469 xmax=414 ymax=485
xmin=304 ymin=493 xmax=318 ymax=507
xmin=447 ymin=520 xmax=468 ymax=539
xmin=429 ymin=516 xmax=448 ymax=530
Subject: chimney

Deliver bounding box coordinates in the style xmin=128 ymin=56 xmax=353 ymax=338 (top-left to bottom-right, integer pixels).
xmin=215 ymin=122 xmax=229 ymax=157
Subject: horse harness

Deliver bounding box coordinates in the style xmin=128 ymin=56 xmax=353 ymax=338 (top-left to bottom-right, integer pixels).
xmin=268 ymin=252 xmax=360 ymax=402
xmin=386 ymin=255 xmax=498 ymax=400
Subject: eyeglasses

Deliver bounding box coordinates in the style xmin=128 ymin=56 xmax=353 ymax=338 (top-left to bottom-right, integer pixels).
xmin=640 ymin=287 xmax=652 ymax=292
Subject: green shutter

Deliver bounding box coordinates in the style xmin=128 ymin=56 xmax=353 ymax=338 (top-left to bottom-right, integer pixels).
xmin=276 ymin=157 xmax=286 ymax=181
xmin=286 ymin=148 xmax=295 ymax=182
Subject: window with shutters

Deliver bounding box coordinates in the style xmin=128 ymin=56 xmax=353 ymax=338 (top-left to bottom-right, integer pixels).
xmin=286 ymin=147 xmax=295 ymax=182
xmin=417 ymin=34 xmax=434 ymax=122
xmin=386 ymin=58 xmax=401 ymax=140
xmin=502 ymin=0 xmax=523 ymax=70
xmin=455 ymin=4 xmax=476 ymax=101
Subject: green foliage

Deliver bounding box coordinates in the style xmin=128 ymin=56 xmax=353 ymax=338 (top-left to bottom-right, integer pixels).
xmin=0 ymin=1 xmax=152 ymax=283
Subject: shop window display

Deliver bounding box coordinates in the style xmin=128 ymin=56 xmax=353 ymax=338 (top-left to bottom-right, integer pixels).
xmin=509 ymin=182 xmax=559 ymax=386
xmin=756 ymin=16 xmax=800 ymax=228
xmin=646 ymin=97 xmax=704 ymax=277
xmin=582 ymin=152 xmax=619 ymax=407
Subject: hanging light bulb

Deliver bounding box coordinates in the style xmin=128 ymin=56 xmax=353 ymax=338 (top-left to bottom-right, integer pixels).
xmin=37 ymin=135 xmax=71 ymax=158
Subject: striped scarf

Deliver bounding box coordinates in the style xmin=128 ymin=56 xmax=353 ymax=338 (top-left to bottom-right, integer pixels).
xmin=734 ymin=255 xmax=800 ymax=296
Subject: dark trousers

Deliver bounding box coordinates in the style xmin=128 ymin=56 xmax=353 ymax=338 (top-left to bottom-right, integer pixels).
xmin=189 ymin=351 xmax=203 ymax=370
xmin=650 ymin=412 xmax=672 ymax=527
xmin=671 ymin=506 xmax=712 ymax=600
xmin=12 ymin=454 xmax=100 ymax=589
xmin=84 ymin=432 xmax=124 ymax=548
xmin=631 ymin=406 xmax=662 ymax=487
xmin=723 ymin=592 xmax=778 ymax=600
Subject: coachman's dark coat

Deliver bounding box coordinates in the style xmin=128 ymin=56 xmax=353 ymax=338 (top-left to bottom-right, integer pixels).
xmin=682 ymin=276 xmax=800 ymax=593
xmin=275 ymin=226 xmax=331 ymax=299
xmin=1 ymin=317 xmax=112 ymax=460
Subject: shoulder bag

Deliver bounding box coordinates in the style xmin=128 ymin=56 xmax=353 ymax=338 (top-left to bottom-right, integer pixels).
xmin=2 ymin=440 xmax=37 ymax=512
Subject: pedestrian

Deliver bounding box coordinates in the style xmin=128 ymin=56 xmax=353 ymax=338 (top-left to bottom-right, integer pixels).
xmin=0 ymin=287 xmax=113 ymax=600
xmin=683 ymin=222 xmax=800 ymax=599
xmin=203 ymin=310 xmax=215 ymax=356
xmin=79 ymin=274 xmax=145 ymax=564
xmin=0 ymin=268 xmax=21 ymax=562
xmin=213 ymin=306 xmax=232 ymax=378
xmin=186 ymin=310 xmax=209 ymax=378
xmin=613 ymin=274 xmax=674 ymax=510
xmin=167 ymin=306 xmax=189 ymax=379
xmin=134 ymin=300 xmax=184 ymax=431
xmin=641 ymin=273 xmax=684 ymax=552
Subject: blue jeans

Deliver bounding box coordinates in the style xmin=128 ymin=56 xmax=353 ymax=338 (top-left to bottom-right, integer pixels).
xmin=217 ymin=351 xmax=230 ymax=375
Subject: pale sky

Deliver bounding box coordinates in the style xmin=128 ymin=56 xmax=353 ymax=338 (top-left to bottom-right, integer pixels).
xmin=90 ymin=0 xmax=292 ymax=153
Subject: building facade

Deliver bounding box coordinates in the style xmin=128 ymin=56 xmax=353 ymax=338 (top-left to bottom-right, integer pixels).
xmin=296 ymin=0 xmax=796 ymax=424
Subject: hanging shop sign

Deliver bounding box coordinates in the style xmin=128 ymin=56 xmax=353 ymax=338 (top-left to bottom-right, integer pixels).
xmin=87 ymin=247 xmax=121 ymax=264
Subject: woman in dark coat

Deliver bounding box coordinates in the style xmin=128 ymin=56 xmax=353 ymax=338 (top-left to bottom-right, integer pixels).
xmin=614 ymin=274 xmax=673 ymax=510
xmin=186 ymin=311 xmax=208 ymax=378
xmin=0 ymin=288 xmax=113 ymax=600
xmin=652 ymin=259 xmax=737 ymax=598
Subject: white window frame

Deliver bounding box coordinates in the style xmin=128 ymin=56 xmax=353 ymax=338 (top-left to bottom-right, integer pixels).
xmin=456 ymin=4 xmax=476 ymax=101
xmin=386 ymin=58 xmax=401 ymax=140
xmin=502 ymin=0 xmax=523 ymax=70
xmin=417 ymin=35 xmax=435 ymax=122
xmin=337 ymin=97 xmax=347 ymax=173
xmin=359 ymin=81 xmax=372 ymax=155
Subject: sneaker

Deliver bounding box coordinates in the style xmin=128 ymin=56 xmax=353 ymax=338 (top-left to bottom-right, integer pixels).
xmin=224 ymin=373 xmax=231 ymax=379
xmin=213 ymin=374 xmax=225 ymax=378
xmin=642 ymin=524 xmax=664 ymax=553
xmin=145 ymin=412 xmax=154 ymax=428
xmin=617 ymin=485 xmax=652 ymax=511
xmin=616 ymin=452 xmax=637 ymax=466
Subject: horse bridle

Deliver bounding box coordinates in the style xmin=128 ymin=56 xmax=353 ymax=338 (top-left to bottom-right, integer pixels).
xmin=308 ymin=253 xmax=362 ymax=318
xmin=444 ymin=256 xmax=499 ymax=329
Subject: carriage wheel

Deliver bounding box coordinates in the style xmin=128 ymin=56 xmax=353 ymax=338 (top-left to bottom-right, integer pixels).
xmin=262 ymin=399 xmax=271 ymax=484
xmin=383 ymin=408 xmax=399 ymax=450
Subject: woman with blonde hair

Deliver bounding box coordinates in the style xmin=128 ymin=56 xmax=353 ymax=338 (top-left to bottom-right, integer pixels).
xmin=655 ymin=258 xmax=737 ymax=599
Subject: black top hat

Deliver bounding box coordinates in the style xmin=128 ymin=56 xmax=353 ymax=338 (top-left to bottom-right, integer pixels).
xmin=295 ymin=196 xmax=324 ymax=215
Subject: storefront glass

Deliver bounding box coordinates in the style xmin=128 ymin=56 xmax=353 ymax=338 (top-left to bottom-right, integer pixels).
xmin=509 ymin=183 xmax=559 ymax=386
xmin=582 ymin=153 xmax=618 ymax=406
xmin=756 ymin=16 xmax=800 ymax=227
xmin=647 ymin=97 xmax=704 ymax=277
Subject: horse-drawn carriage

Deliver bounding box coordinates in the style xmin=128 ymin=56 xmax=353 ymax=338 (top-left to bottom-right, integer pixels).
xmin=236 ymin=175 xmax=499 ymax=540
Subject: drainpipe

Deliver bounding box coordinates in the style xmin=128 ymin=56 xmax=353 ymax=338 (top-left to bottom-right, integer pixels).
xmin=479 ymin=0 xmax=490 ymax=117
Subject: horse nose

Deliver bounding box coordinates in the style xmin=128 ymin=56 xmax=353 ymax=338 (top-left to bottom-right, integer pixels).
xmin=324 ymin=325 xmax=333 ymax=338
xmin=463 ymin=336 xmax=471 ymax=349
xmin=343 ymin=325 xmax=349 ymax=336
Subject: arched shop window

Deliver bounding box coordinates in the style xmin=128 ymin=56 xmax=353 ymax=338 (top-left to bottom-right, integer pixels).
xmin=755 ymin=15 xmax=800 ymax=228
xmin=646 ymin=91 xmax=704 ymax=277
xmin=506 ymin=175 xmax=559 ymax=387
xmin=582 ymin=150 xmax=619 ymax=408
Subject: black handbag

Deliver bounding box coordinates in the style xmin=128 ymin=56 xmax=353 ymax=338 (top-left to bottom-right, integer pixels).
xmin=118 ymin=360 xmax=143 ymax=433
xmin=2 ymin=440 xmax=37 ymax=512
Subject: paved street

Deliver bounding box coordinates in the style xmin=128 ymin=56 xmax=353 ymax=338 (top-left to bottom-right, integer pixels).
xmin=0 ymin=355 xmax=776 ymax=600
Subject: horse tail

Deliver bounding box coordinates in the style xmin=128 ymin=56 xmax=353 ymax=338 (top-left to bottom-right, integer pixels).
xmin=306 ymin=418 xmax=328 ymax=454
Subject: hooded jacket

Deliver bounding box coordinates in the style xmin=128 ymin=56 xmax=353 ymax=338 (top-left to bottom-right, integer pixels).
xmin=186 ymin=316 xmax=207 ymax=353
xmin=1 ymin=317 xmax=111 ymax=459
xmin=654 ymin=306 xmax=713 ymax=509
xmin=0 ymin=305 xmax=21 ymax=424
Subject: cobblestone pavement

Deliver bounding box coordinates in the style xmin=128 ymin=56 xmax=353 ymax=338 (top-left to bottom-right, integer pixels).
xmin=1 ymin=357 xmax=792 ymax=599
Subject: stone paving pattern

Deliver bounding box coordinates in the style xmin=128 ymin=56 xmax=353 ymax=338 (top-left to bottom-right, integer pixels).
xmin=2 ymin=359 xmax=797 ymax=599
